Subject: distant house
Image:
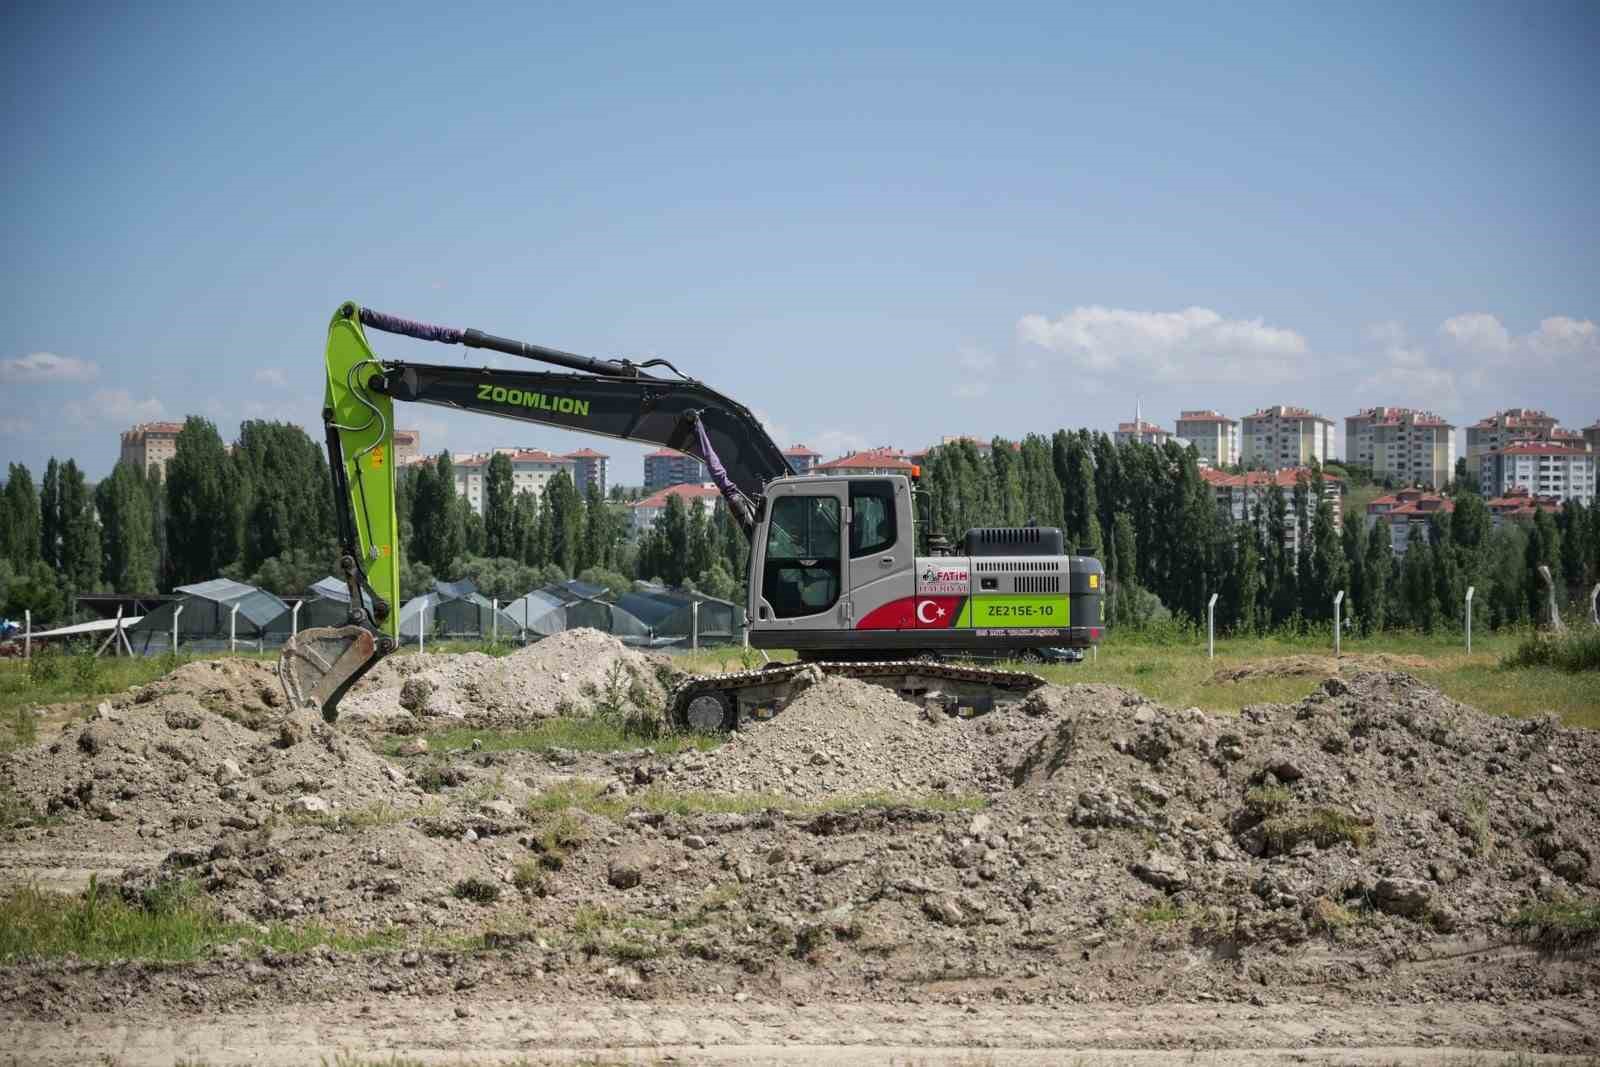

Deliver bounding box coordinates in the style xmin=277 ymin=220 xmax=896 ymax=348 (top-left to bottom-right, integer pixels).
xmin=1199 ymin=467 xmax=1342 ymax=554
xmin=628 ymin=483 xmax=720 ymax=536
xmin=1366 ymin=489 xmax=1454 ymax=556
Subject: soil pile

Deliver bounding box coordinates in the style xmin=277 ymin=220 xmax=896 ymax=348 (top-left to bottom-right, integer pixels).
xmin=1212 ymin=653 xmax=1431 ymax=683
xmin=339 ymin=629 xmax=674 ymax=729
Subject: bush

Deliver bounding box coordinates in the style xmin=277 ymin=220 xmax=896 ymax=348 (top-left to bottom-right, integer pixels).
xmin=1502 ymin=627 xmax=1600 ymax=672
xmin=69 ymin=654 xmax=100 ymax=689
xmin=26 ymin=648 xmax=62 ymax=685
xmin=451 ymin=878 xmax=502 ymax=904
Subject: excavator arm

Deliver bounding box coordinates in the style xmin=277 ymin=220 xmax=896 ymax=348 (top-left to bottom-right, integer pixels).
xmin=279 ymin=302 xmax=792 ymax=719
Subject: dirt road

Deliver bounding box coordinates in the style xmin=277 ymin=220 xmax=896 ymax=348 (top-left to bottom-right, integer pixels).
xmin=5 ymin=995 xmax=1597 ymax=1065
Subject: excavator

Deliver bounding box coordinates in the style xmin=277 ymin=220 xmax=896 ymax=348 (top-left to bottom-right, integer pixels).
xmin=280 ymin=302 xmax=1104 ymax=729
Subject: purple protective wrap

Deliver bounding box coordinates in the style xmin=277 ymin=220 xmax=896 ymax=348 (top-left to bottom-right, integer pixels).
xmin=692 ymin=415 xmax=754 ymax=526
xmin=358 ymin=308 xmax=465 ymax=345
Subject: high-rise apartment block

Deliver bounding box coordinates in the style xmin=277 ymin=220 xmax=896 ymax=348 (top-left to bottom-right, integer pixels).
xmin=643 ymin=449 xmax=708 ymax=492
xmin=1586 ymin=421 xmax=1600 ymax=454
xmin=562 ymin=448 xmax=609 ymax=498
xmin=1240 ymin=405 xmax=1335 ymax=468
xmin=1344 ymin=407 xmax=1455 ymax=488
xmin=1173 ymin=411 xmax=1239 ymax=467
xmin=119 ymin=422 xmax=185 ymax=476
xmin=1199 ymin=467 xmax=1342 ymax=555
xmin=1465 ymin=408 xmax=1567 ymax=461
xmin=783 ymin=445 xmax=822 ymax=474
xmin=1479 ymin=443 xmax=1595 ymax=506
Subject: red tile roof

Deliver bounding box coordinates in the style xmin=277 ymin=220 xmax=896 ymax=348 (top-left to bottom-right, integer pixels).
xmin=784 ymin=444 xmax=822 ymax=457
xmin=1200 ymin=466 xmax=1343 ymax=489
xmin=1176 ymin=411 xmax=1235 ymax=423
xmin=1491 ymin=442 xmax=1591 ymax=457
xmin=632 ymin=483 xmax=719 ymax=508
xmin=1243 ymin=405 xmax=1333 ymax=423
xmin=561 ymin=448 xmax=609 ymax=458
xmin=816 ymin=449 xmax=916 ymax=472
xmin=123 ymin=421 xmax=185 ymax=435
xmin=1117 ymin=420 xmax=1169 ymax=434
xmin=644 ymin=448 xmax=690 ymax=459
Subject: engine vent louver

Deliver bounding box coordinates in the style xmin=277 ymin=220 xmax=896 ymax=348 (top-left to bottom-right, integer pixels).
xmin=1014 ymin=575 xmax=1062 ymax=594
xmin=962 ymin=526 xmax=1065 ymax=557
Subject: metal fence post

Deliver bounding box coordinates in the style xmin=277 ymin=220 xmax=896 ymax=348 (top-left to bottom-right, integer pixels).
xmin=1465 ymin=586 xmax=1475 ymax=654
xmin=1333 ymin=591 xmax=1345 ymax=657
xmin=23 ymin=610 xmax=29 ymax=661
xmin=291 ymin=601 xmax=301 ymax=642
xmin=492 ymin=599 xmax=498 ymax=644
xmin=419 ymin=596 xmax=428 ymax=653
xmin=172 ymin=603 xmax=183 ymax=654
xmin=1590 ymin=582 xmax=1599 ymax=627
xmin=1207 ymin=592 xmax=1218 ymax=660
xmin=229 ymin=604 xmax=239 ymax=654
xmin=691 ymin=600 xmax=700 ymax=651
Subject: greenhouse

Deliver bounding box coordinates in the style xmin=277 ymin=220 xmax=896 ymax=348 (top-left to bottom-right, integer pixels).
xmin=128 ymin=578 xmax=290 ymax=654
xmin=613 ymin=588 xmax=743 ymax=647
xmin=396 ymin=579 xmax=522 ymax=641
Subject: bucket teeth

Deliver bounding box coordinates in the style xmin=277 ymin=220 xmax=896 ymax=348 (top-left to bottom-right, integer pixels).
xmin=279 ymin=625 xmax=379 ymax=722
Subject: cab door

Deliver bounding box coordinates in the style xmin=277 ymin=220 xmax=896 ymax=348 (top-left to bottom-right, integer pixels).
xmin=749 ymin=480 xmax=849 ymax=635
xmin=847 ymin=477 xmax=915 ymax=626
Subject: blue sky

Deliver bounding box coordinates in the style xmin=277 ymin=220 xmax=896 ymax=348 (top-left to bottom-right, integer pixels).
xmin=3 ymin=1 xmax=1596 ymax=481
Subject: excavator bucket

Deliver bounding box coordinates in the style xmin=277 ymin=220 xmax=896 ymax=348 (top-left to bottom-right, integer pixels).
xmin=280 ymin=625 xmax=378 ymax=721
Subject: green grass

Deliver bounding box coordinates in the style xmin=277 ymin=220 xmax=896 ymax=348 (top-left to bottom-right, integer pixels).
xmin=0 ymin=877 xmax=398 ymax=962
xmin=1244 ymin=785 xmax=1293 ymax=817
xmin=383 ymin=719 xmax=724 ymax=759
xmin=1502 ymin=625 xmax=1600 ymax=673
xmin=1019 ymin=627 xmax=1600 ymax=728
xmin=1510 ymin=899 xmax=1600 ymax=949
xmin=1260 ymin=807 xmax=1373 ymax=853
xmin=525 ymin=779 xmax=985 ymax=821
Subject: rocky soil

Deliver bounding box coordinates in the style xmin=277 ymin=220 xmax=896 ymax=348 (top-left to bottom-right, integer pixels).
xmin=2 ymin=632 xmax=1597 ymax=1061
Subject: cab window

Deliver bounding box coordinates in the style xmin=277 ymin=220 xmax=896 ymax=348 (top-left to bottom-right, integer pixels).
xmin=849 ymin=480 xmax=896 ymax=557
xmin=762 ymin=495 xmax=841 ymax=619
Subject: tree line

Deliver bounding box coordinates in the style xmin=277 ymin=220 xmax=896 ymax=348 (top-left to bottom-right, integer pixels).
xmin=919 ymin=433 xmax=1600 ymax=635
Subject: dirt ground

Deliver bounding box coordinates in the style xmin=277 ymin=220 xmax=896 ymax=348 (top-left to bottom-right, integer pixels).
xmin=2 ymin=631 xmax=1597 ymax=1064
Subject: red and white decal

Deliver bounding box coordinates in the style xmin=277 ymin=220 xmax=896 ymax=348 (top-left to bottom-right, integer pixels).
xmin=856 ymin=595 xmax=965 ymax=630
xmin=918 ymin=564 xmax=969 ymax=596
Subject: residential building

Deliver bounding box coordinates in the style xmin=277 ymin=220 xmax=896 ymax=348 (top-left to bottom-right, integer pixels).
xmin=1113 ymin=419 xmax=1172 ymax=447
xmin=1465 ymin=408 xmax=1565 ymax=461
xmin=119 ymin=421 xmax=184 ymax=476
xmin=628 ymin=483 xmax=719 ymax=536
xmin=643 ymin=449 xmax=708 ymax=492
xmin=392 ymin=429 xmax=421 ymax=467
xmin=1485 ymin=486 xmax=1563 ymax=530
xmin=1552 ymin=428 xmax=1590 ymax=451
xmin=1479 ymin=443 xmax=1596 ymax=506
xmin=1365 ymin=489 xmax=1454 ymax=556
xmin=783 ymin=444 xmax=822 ymax=475
xmin=452 ymin=448 xmax=578 ymax=514
xmin=814 ymin=449 xmax=918 ymax=477
xmin=1239 ymin=405 xmax=1335 ymax=468
xmin=562 ymin=448 xmax=609 ymax=498
xmin=1586 ymin=420 xmax=1600 ymax=454
xmin=1174 ymin=411 xmax=1239 ymax=467
xmin=1199 ymin=467 xmax=1342 ymax=555
xmin=1344 ymin=407 xmax=1455 ymax=488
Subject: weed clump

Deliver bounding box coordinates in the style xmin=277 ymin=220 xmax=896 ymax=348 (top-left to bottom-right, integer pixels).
xmin=1261 ymin=807 xmax=1372 ymax=853
xmin=451 ymin=878 xmax=502 ymax=905
xmin=1510 ymin=899 xmax=1600 ymax=949
xmin=1503 ymin=627 xmax=1600 ymax=673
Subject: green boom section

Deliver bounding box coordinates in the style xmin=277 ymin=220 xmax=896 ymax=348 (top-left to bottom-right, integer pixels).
xmin=325 ymin=304 xmax=400 ymax=639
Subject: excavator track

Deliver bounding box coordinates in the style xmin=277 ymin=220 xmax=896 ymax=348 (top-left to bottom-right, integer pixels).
xmin=667 ymin=660 xmax=1046 ymax=732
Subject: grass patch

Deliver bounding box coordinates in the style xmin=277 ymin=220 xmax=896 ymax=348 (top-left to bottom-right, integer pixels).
xmin=286 ymin=801 xmax=424 ymax=833
xmin=1261 ymin=807 xmax=1372 ymax=853
xmin=525 ymin=780 xmax=985 ymax=821
xmin=451 ymin=877 xmax=502 ymax=905
xmin=384 ymin=719 xmax=723 ymax=759
xmin=571 ymin=903 xmax=664 ymax=961
xmin=1131 ymin=902 xmax=1187 ymax=924
xmin=0 ymin=650 xmax=275 ymax=723
xmin=1502 ymin=626 xmax=1600 ymax=673
xmin=1244 ymin=785 xmax=1293 ymax=817
xmin=0 ymin=877 xmax=396 ymax=962
xmin=1509 ymin=899 xmax=1600 ymax=949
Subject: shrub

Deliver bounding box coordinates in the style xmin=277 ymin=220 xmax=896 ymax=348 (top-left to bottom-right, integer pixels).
xmin=1503 ymin=627 xmax=1600 ymax=673
xmin=451 ymin=878 xmax=501 ymax=904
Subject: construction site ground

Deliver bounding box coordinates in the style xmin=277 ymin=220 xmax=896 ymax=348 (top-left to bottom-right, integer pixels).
xmin=2 ymin=629 xmax=1597 ymax=1065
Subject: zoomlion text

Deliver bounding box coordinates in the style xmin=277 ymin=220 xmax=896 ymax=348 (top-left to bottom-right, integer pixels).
xmin=476 ymin=383 xmax=590 ymax=416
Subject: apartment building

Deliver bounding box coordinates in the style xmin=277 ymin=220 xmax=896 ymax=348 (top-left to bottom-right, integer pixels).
xmin=1484 ymin=486 xmax=1563 ymax=530
xmin=643 ymin=449 xmax=708 ymax=492
xmin=814 ymin=449 xmax=918 ymax=477
xmin=119 ymin=421 xmax=184 ymax=476
xmin=452 ymin=448 xmax=578 ymax=514
xmin=1465 ymin=408 xmax=1565 ymax=461
xmin=1174 ymin=411 xmax=1239 ymax=467
xmin=1344 ymin=407 xmax=1455 ymax=488
xmin=783 ymin=445 xmax=822 ymax=475
xmin=1366 ymin=489 xmax=1453 ymax=556
xmin=1240 ymin=405 xmax=1335 ymax=468
xmin=1479 ymin=443 xmax=1596 ymax=506
xmin=628 ymin=483 xmax=719 ymax=536
xmin=1113 ymin=419 xmax=1172 ymax=447
xmin=562 ymin=448 xmax=609 ymax=498
xmin=1199 ymin=467 xmax=1342 ymax=555
xmin=392 ymin=429 xmax=421 ymax=467
xmin=1587 ymin=421 xmax=1600 ymax=454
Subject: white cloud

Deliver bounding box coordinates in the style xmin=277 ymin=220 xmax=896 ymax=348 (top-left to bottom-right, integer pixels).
xmin=1439 ymin=313 xmax=1598 ymax=364
xmin=1439 ymin=312 xmax=1511 ymax=353
xmin=1017 ymin=306 xmax=1309 ymax=384
xmin=66 ymin=389 xmax=165 ymax=426
xmin=0 ymin=352 xmax=100 ymax=383
xmin=253 ymin=367 xmax=289 ymax=388
xmin=1358 ymin=321 xmax=1459 ymax=408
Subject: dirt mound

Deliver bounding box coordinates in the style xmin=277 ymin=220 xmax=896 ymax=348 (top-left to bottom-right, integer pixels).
xmin=1 ymin=694 xmax=421 ymax=857
xmin=339 ymin=629 xmax=675 ymax=729
xmin=131 ymin=658 xmax=289 ymax=728
xmin=1212 ymin=652 xmax=1432 ymax=683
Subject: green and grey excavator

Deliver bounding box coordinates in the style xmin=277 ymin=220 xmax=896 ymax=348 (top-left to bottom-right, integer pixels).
xmin=280 ymin=303 xmax=1104 ymax=729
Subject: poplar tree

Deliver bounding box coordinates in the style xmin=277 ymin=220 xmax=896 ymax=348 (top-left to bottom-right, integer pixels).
xmin=58 ymin=459 xmax=102 ymax=598
xmin=1 ymin=464 xmax=41 ymax=568
xmin=483 ymin=453 xmax=515 ymax=558
xmin=96 ymin=462 xmax=158 ymax=593
xmin=1362 ymin=518 xmax=1390 ymax=633
xmin=39 ymin=458 xmax=61 ymax=570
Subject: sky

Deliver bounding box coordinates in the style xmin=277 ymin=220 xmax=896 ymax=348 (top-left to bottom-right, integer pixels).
xmin=2 ymin=1 xmax=1596 ymax=483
